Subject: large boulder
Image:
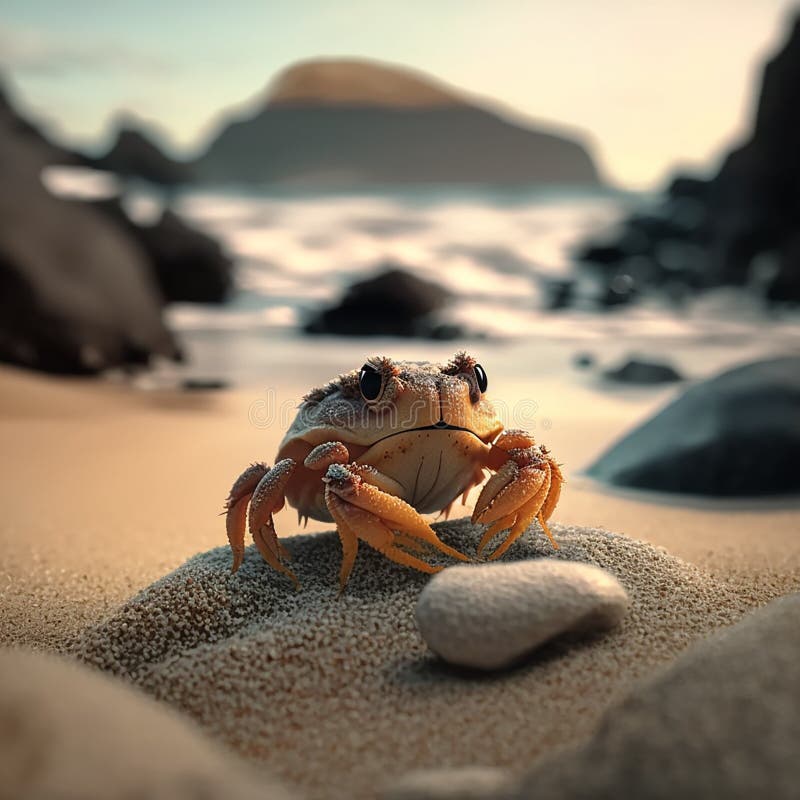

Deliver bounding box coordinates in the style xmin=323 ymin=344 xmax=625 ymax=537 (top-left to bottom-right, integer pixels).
xmin=510 ymin=594 xmax=800 ymax=800
xmin=571 ymin=15 xmax=800 ymax=306
xmin=587 ymin=356 xmax=800 ymax=496
xmin=304 ymin=266 xmax=456 ymax=337
xmin=0 ymin=88 xmax=178 ymax=374
xmin=194 ymin=58 xmax=602 ymax=188
xmin=91 ymin=199 xmax=233 ymax=303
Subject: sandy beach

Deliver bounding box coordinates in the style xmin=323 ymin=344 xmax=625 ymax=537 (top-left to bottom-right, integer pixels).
xmin=1 ymin=345 xmax=798 ymax=798
xmin=2 ymin=349 xmax=797 ymax=651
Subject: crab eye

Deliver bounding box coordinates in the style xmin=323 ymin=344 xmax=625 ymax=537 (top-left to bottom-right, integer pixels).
xmin=359 ymin=363 xmax=383 ymax=401
xmin=474 ymin=363 xmax=488 ymax=393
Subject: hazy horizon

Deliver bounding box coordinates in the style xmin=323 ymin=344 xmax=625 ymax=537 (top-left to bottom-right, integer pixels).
xmin=1 ymin=0 xmax=797 ymax=190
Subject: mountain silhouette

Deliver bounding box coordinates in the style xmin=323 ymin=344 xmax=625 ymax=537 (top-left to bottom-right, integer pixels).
xmin=194 ymin=58 xmax=602 ymax=188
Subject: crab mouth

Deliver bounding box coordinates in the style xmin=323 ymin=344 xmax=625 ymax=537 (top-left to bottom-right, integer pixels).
xmin=370 ymin=421 xmax=484 ymax=445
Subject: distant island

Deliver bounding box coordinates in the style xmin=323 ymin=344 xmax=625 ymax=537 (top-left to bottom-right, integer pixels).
xmin=192 ymin=58 xmax=603 ymax=188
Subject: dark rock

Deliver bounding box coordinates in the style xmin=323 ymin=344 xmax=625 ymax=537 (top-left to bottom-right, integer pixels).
xmin=181 ymin=378 xmax=229 ymax=391
xmin=511 ymin=594 xmax=800 ymax=800
xmin=598 ymin=273 xmax=637 ymax=308
xmin=587 ymin=357 xmax=800 ymax=496
xmin=766 ymin=234 xmax=800 ymax=303
xmin=574 ymin=242 xmax=627 ymax=267
xmin=666 ymin=173 xmax=710 ymax=202
xmin=427 ymin=322 xmax=467 ymax=341
xmin=0 ymin=82 xmax=178 ymax=374
xmin=572 ymin=352 xmax=596 ymax=370
xmin=0 ymin=81 xmax=77 ymax=169
xmin=90 ymin=200 xmax=233 ymax=304
xmin=194 ymin=59 xmax=602 ymax=188
xmin=544 ymin=279 xmax=575 ymax=311
xmin=304 ymin=266 xmax=451 ymax=337
xmin=602 ymin=358 xmax=683 ymax=385
xmin=569 ymin=15 xmax=800 ymax=306
xmin=140 ymin=210 xmax=233 ymax=303
xmin=90 ymin=125 xmax=192 ymax=187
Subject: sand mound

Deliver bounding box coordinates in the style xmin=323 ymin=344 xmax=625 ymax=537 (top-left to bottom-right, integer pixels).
xmin=0 ymin=648 xmax=289 ymax=800
xmin=75 ymin=520 xmax=769 ymax=800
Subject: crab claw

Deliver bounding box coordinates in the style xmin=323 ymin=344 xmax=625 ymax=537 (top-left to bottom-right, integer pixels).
xmin=225 ymin=458 xmax=299 ymax=586
xmin=472 ymin=439 xmax=564 ymax=560
xmin=323 ymin=462 xmax=468 ymax=592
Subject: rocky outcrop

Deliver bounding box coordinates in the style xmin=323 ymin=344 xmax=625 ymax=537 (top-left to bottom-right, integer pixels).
xmin=194 ymin=59 xmax=602 ymax=188
xmin=574 ymin=15 xmax=800 ymax=305
xmin=304 ymin=266 xmax=460 ymax=338
xmin=0 ymin=83 xmax=178 ymax=373
xmin=90 ymin=124 xmax=192 ymax=186
xmin=587 ymin=357 xmax=800 ymax=496
xmin=91 ymin=200 xmax=233 ymax=303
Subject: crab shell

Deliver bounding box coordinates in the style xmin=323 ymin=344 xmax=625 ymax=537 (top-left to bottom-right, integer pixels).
xmin=275 ymin=357 xmax=505 ymax=523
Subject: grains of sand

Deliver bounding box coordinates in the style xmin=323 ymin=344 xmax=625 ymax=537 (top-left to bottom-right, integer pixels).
xmin=75 ymin=520 xmax=780 ymax=800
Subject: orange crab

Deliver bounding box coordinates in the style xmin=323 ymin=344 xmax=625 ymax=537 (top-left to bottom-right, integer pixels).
xmin=225 ymin=352 xmax=563 ymax=590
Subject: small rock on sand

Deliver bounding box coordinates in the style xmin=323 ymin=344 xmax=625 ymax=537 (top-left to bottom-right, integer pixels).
xmin=602 ymin=357 xmax=682 ymax=385
xmin=382 ymin=766 xmax=514 ymax=800
xmin=415 ymin=561 xmax=629 ymax=670
xmin=0 ymin=648 xmax=290 ymax=800
xmin=588 ymin=356 xmax=800 ymax=496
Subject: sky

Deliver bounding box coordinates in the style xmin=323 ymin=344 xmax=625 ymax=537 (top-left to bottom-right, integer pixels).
xmin=1 ymin=0 xmax=797 ymax=189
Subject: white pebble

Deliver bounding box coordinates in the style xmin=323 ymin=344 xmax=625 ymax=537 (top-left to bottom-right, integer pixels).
xmin=415 ymin=559 xmax=629 ymax=670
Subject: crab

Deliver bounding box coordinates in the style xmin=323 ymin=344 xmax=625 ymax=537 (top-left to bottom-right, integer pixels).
xmin=225 ymin=352 xmax=563 ymax=591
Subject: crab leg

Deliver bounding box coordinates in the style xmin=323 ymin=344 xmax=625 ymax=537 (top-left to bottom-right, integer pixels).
xmin=471 ymin=429 xmax=564 ymax=559
xmin=318 ymin=461 xmax=468 ymax=590
xmin=325 ymin=494 xmax=361 ymax=594
xmin=327 ymin=464 xmax=468 ymax=560
xmin=327 ymin=492 xmax=444 ymax=588
xmin=224 ymin=459 xmax=299 ymax=585
xmin=224 ymin=462 xmax=269 ymax=572
xmin=486 ymin=468 xmax=552 ymax=560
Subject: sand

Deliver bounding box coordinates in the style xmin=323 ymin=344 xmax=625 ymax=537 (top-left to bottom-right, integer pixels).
xmin=1 ymin=361 xmax=798 ymax=798
xmin=2 ymin=361 xmax=798 ymax=652
xmin=75 ymin=522 xmax=786 ymax=800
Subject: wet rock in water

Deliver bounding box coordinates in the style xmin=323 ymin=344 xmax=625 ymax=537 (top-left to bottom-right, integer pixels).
xmin=304 ymin=266 xmax=455 ymax=337
xmin=588 ymin=356 xmax=800 ymax=496
xmin=544 ymin=278 xmax=575 ymax=311
xmin=415 ymin=560 xmax=629 ymax=671
xmin=0 ymin=87 xmax=178 ymax=374
xmin=572 ymin=351 xmax=596 ymax=370
xmin=0 ymin=648 xmax=288 ymax=800
xmin=602 ymin=358 xmax=683 ymax=385
xmin=511 ymin=593 xmax=800 ymax=800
